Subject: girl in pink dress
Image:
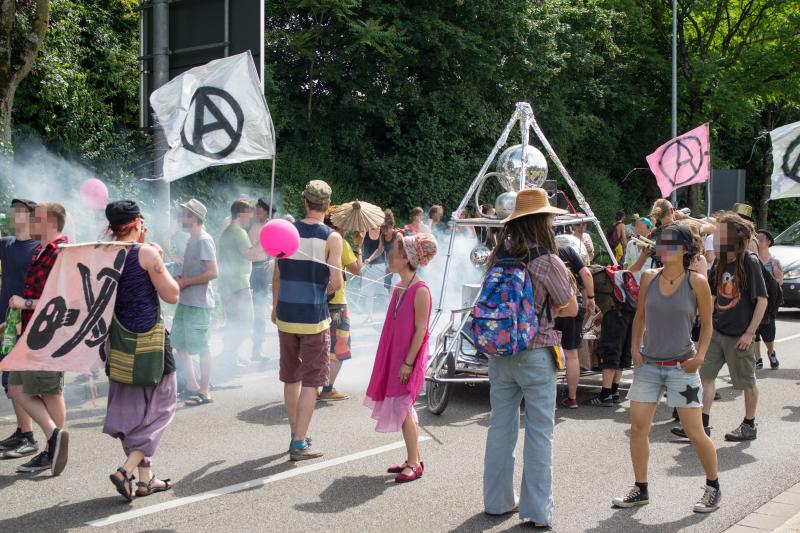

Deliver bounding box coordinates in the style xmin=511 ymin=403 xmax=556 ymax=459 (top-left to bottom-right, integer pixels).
xmin=365 ymin=232 xmax=437 ymax=483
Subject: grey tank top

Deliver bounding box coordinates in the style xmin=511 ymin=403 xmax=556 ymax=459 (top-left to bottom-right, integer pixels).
xmin=641 ymin=271 xmax=696 ymax=361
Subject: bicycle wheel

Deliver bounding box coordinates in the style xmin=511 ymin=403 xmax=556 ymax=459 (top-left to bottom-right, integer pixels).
xmin=426 ymin=350 xmax=455 ymax=415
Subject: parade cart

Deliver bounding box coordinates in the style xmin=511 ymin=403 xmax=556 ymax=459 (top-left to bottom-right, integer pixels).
xmin=425 ymin=102 xmax=618 ymax=415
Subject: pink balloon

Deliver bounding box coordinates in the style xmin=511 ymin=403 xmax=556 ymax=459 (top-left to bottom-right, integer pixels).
xmin=79 ymin=178 xmax=109 ymax=210
xmin=259 ymin=219 xmax=300 ymax=258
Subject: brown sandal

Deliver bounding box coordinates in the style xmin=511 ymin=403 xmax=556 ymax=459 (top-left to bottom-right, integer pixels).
xmin=110 ymin=467 xmax=135 ymax=502
xmin=135 ymin=475 xmax=172 ymax=497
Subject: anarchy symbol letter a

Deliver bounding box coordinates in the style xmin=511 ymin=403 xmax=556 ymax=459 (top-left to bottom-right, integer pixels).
xmin=180 ymin=86 xmax=245 ymax=160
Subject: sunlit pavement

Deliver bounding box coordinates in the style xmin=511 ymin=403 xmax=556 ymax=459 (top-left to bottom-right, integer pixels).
xmin=1 ymin=309 xmax=799 ymax=532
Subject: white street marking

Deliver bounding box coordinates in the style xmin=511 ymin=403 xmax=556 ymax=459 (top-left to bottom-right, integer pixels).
xmin=87 ymin=438 xmax=429 ymax=527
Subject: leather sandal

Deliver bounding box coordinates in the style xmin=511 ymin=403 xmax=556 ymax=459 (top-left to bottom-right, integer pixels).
xmin=387 ymin=461 xmax=409 ymax=474
xmin=109 ymin=467 xmax=135 ymax=502
xmin=135 ymin=475 xmax=173 ymax=497
xmin=394 ymin=461 xmax=424 ymax=483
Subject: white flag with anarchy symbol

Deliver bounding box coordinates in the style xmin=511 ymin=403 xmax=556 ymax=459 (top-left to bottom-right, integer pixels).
xmin=150 ymin=51 xmax=275 ymax=183
xmin=770 ymin=120 xmax=800 ymax=200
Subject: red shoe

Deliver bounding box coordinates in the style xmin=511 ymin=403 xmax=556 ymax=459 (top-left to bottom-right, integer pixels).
xmin=395 ymin=461 xmax=424 ymax=483
xmin=387 ymin=461 xmax=408 ymax=474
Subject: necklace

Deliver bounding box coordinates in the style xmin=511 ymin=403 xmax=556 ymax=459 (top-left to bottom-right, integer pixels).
xmin=662 ymin=269 xmax=685 ymax=285
xmin=394 ymin=274 xmax=418 ymax=319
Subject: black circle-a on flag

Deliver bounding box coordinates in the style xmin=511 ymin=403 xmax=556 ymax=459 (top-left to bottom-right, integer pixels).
xmin=180 ymin=86 xmax=244 ymax=159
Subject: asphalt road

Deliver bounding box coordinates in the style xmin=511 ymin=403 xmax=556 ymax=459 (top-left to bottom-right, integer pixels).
xmin=1 ymin=308 xmax=799 ymax=533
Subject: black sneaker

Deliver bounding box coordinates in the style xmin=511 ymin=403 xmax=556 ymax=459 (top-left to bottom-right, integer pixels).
xmin=724 ymin=422 xmax=757 ymax=441
xmin=672 ymin=408 xmax=680 ymax=421
xmin=670 ymin=426 xmax=711 ymax=439
xmin=17 ymin=451 xmax=50 ymax=473
xmin=0 ymin=428 xmax=24 ymax=450
xmin=612 ymin=394 xmax=623 ymax=404
xmin=693 ymin=485 xmax=721 ymax=513
xmin=584 ymin=394 xmax=613 ymax=407
xmin=768 ymin=351 xmax=779 ymax=369
xmin=1 ymin=436 xmax=39 ymax=458
xmin=755 ymin=358 xmax=764 ymax=370
xmin=612 ymin=486 xmax=650 ymax=508
xmin=47 ymin=428 xmax=69 ymax=476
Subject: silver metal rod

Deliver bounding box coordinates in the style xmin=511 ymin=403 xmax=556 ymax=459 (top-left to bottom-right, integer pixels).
xmin=519 ymin=103 xmax=529 ymax=191
xmin=671 ymin=0 xmax=678 ymax=205
xmin=453 ymin=109 xmax=519 ymax=218
xmin=223 ymin=0 xmax=230 ymax=57
xmin=170 ymin=42 xmax=229 ymax=56
xmin=152 ymin=0 xmax=171 ymax=239
xmin=426 ymin=376 xmax=489 ymax=384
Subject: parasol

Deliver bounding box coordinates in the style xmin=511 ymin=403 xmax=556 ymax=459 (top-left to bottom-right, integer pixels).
xmin=330 ymin=200 xmax=385 ymax=233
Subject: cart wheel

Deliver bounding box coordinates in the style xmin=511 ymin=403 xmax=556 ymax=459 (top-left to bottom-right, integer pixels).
xmin=426 ymin=351 xmax=455 ymax=415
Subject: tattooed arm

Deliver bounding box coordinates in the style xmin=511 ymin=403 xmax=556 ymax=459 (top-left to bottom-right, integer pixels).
xmin=139 ymin=245 xmax=180 ymax=304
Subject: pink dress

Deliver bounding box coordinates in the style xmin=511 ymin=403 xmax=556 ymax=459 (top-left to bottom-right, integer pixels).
xmin=364 ymin=280 xmax=431 ymax=432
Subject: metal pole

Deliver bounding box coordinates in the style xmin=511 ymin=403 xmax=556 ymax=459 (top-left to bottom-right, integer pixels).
xmin=152 ymin=0 xmax=170 ymax=241
xmin=670 ymin=0 xmax=678 ymax=206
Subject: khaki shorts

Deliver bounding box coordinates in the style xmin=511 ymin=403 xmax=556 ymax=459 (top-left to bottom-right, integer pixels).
xmin=8 ymin=371 xmax=65 ymax=396
xmin=278 ymin=330 xmax=330 ymax=387
xmin=699 ymin=330 xmax=756 ymax=390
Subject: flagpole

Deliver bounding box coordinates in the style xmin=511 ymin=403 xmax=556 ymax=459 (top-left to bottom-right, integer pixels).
xmin=670 ymin=0 xmax=678 ymax=206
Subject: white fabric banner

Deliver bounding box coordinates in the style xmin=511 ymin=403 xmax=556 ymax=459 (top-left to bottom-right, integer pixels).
xmin=0 ymin=244 xmax=128 ymax=372
xmin=150 ymin=51 xmax=275 ymax=183
xmin=770 ymin=120 xmax=800 ymax=200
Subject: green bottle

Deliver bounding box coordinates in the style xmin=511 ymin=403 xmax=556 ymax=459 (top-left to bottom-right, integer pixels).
xmin=1 ymin=309 xmax=21 ymax=355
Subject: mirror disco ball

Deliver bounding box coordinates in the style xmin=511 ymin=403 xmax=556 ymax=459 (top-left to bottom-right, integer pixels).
xmin=496 ymin=144 xmax=548 ymax=190
xmin=495 ymin=191 xmax=518 ymax=219
xmin=470 ymin=245 xmax=491 ymax=267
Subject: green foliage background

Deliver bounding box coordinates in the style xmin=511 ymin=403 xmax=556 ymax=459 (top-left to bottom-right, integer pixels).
xmin=7 ymin=0 xmax=800 ymax=232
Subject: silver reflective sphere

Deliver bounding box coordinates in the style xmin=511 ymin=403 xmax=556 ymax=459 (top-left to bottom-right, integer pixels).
xmin=496 ymin=144 xmax=548 ymax=190
xmin=470 ymin=245 xmax=491 ymax=267
xmin=495 ymin=191 xmax=518 ymax=219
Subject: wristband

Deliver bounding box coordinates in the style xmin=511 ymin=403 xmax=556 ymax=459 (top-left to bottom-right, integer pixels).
xmin=402 ymin=361 xmax=414 ymax=368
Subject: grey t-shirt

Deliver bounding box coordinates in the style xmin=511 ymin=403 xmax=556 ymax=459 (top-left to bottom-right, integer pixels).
xmin=180 ymin=232 xmax=217 ymax=308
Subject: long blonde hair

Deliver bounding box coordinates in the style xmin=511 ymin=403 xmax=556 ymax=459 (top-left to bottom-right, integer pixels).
xmin=650 ymin=198 xmax=673 ymax=226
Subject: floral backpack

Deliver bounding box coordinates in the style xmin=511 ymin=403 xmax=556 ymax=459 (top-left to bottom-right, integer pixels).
xmin=472 ymin=248 xmax=548 ymax=356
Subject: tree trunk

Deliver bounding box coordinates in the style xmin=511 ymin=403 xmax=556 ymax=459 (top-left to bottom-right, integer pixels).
xmin=758 ymin=108 xmax=775 ymax=229
xmin=0 ymin=0 xmax=51 ymax=159
xmin=0 ymin=86 xmax=14 ymax=202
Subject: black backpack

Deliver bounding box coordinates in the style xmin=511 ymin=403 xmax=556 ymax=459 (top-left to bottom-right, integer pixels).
xmin=750 ymin=253 xmax=783 ymax=322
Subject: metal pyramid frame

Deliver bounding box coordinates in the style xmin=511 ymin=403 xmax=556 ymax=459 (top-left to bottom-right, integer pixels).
xmin=433 ymin=101 xmax=616 ymax=318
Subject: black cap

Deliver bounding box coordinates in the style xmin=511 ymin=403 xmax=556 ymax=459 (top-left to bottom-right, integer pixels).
xmin=11 ymin=198 xmax=37 ymax=213
xmin=105 ymin=200 xmax=142 ymax=226
xmin=757 ymin=229 xmax=774 ymax=246
xmin=257 ymin=197 xmax=273 ymax=213
xmin=657 ymin=223 xmax=695 ymax=251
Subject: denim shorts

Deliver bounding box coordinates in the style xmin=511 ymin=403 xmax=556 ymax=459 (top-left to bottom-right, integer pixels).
xmin=627 ymin=362 xmax=702 ymax=408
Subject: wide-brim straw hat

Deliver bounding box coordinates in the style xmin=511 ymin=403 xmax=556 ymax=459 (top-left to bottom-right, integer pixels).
xmin=504 ymin=188 xmax=567 ymax=223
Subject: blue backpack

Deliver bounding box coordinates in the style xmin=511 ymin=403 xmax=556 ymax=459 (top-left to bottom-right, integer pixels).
xmin=472 ymin=248 xmax=547 ymax=356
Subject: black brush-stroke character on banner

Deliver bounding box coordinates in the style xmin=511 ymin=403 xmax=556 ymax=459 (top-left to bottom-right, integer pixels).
xmin=27 ymin=248 xmax=127 ymax=361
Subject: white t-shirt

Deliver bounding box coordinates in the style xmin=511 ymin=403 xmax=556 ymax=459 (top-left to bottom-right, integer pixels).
xmin=624 ymin=239 xmax=652 ymax=284
xmin=704 ymin=234 xmax=714 ymax=253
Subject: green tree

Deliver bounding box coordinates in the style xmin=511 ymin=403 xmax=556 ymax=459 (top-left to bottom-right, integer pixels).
xmin=0 ymin=0 xmax=50 ymax=199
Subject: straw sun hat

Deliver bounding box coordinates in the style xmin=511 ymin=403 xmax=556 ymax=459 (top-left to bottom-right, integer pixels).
xmin=503 ymin=188 xmax=567 ymax=223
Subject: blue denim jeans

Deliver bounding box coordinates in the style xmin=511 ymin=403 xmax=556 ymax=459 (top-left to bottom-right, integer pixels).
xmin=484 ymin=347 xmax=557 ymax=524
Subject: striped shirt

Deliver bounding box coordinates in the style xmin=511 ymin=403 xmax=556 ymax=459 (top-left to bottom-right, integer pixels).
xmin=276 ymin=221 xmax=333 ymax=334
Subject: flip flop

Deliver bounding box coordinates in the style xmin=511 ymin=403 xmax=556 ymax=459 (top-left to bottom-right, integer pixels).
xmin=177 ymin=389 xmax=201 ymax=401
xmin=185 ymin=393 xmax=214 ymax=406
xmin=135 ymin=476 xmax=172 ymax=497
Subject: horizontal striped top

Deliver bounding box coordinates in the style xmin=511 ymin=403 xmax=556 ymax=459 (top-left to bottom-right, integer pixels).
xmin=276 ymin=221 xmax=333 ymax=334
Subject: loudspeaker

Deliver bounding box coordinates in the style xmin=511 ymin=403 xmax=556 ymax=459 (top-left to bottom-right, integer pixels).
xmin=708 ymin=169 xmax=746 ymax=216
